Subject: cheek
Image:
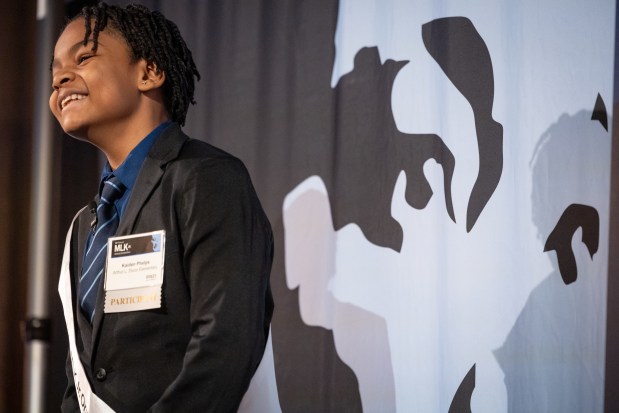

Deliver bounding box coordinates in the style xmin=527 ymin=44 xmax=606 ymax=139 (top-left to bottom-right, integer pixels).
xmin=108 ymin=81 xmax=141 ymax=108
xmin=48 ymin=93 xmax=60 ymax=118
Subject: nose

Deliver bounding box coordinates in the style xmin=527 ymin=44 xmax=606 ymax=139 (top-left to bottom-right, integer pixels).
xmin=51 ymin=69 xmax=75 ymax=90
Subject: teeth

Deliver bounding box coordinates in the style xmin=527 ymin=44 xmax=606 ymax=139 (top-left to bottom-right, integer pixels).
xmin=61 ymin=93 xmax=86 ymax=109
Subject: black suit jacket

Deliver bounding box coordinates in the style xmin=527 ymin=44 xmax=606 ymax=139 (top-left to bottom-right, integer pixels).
xmin=61 ymin=124 xmax=274 ymax=412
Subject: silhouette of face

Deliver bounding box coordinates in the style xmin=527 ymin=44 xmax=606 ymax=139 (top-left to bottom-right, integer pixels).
xmin=283 ymin=1 xmax=613 ymax=411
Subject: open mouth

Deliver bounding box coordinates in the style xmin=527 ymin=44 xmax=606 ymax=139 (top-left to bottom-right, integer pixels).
xmin=61 ymin=93 xmax=87 ymax=110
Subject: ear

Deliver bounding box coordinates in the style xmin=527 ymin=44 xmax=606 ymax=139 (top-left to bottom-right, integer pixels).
xmin=137 ymin=60 xmax=165 ymax=91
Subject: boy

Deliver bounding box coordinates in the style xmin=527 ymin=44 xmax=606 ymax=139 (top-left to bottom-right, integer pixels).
xmin=50 ymin=3 xmax=273 ymax=412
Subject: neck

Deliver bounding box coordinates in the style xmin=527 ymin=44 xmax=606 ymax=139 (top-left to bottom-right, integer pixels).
xmin=93 ymin=113 xmax=169 ymax=170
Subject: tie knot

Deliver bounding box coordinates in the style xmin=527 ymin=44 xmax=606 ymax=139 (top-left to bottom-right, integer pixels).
xmin=100 ymin=176 xmax=126 ymax=205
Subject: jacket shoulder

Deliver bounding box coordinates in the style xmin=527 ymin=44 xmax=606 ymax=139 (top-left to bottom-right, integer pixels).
xmin=171 ymin=137 xmax=250 ymax=182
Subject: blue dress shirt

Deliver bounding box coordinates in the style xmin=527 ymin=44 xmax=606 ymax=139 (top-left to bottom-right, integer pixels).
xmin=98 ymin=121 xmax=172 ymax=219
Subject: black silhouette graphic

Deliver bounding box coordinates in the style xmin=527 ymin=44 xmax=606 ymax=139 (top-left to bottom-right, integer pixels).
xmin=544 ymin=204 xmax=600 ymax=285
xmin=186 ymin=2 xmax=504 ymax=411
xmin=325 ymin=48 xmax=456 ymax=251
xmin=423 ymin=17 xmax=504 ymax=232
xmin=592 ymin=93 xmax=608 ymax=131
xmin=449 ymin=364 xmax=475 ymax=413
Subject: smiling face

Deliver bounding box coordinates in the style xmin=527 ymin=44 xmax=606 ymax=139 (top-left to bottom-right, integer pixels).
xmin=49 ymin=19 xmax=144 ymax=145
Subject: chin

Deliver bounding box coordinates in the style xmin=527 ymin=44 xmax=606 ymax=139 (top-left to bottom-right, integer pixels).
xmin=60 ymin=121 xmax=90 ymax=142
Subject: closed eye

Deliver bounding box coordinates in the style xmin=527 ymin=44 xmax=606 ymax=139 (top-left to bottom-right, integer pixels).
xmin=78 ymin=54 xmax=94 ymax=64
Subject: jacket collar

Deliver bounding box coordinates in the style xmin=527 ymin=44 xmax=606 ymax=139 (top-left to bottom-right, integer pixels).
xmin=116 ymin=123 xmax=188 ymax=236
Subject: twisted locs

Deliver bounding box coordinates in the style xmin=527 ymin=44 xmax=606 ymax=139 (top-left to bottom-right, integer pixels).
xmin=76 ymin=2 xmax=200 ymax=126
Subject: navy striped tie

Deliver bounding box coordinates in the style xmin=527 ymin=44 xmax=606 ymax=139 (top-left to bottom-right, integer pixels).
xmin=79 ymin=175 xmax=126 ymax=323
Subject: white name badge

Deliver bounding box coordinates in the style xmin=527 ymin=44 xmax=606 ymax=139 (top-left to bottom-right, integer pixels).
xmin=103 ymin=230 xmax=165 ymax=313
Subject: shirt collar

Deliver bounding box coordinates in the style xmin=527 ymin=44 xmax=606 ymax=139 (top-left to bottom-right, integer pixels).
xmin=100 ymin=120 xmax=172 ymax=192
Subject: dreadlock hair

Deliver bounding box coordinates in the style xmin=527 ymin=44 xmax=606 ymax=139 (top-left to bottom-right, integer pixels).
xmin=71 ymin=2 xmax=200 ymax=126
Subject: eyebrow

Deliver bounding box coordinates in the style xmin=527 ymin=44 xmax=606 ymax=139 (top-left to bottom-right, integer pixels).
xmin=50 ymin=38 xmax=97 ymax=71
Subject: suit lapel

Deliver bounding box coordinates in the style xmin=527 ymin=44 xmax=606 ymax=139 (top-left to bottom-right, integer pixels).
xmin=90 ymin=124 xmax=189 ymax=352
xmin=117 ymin=123 xmax=189 ymax=236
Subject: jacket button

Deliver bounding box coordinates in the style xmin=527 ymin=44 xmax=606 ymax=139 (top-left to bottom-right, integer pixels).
xmin=95 ymin=368 xmax=107 ymax=382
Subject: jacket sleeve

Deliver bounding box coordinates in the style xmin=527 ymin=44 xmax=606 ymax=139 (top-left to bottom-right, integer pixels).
xmin=148 ymin=157 xmax=274 ymax=413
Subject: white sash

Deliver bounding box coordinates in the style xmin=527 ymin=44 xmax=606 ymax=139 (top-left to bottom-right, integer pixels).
xmin=58 ymin=211 xmax=115 ymax=413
